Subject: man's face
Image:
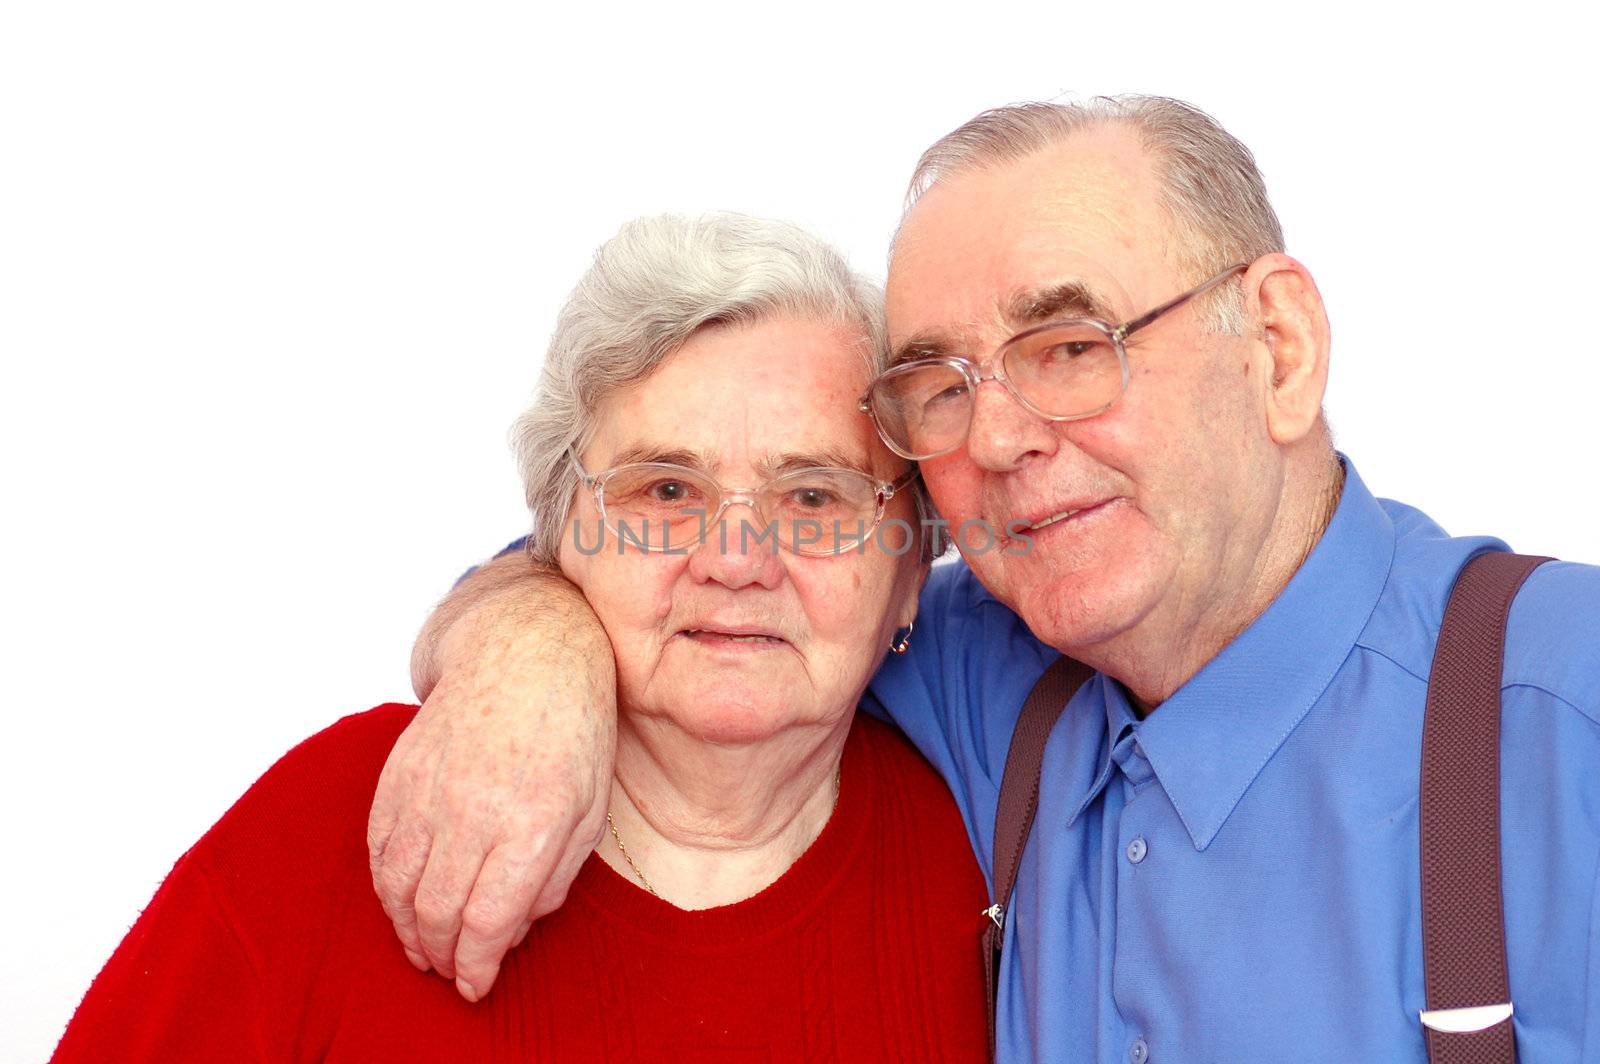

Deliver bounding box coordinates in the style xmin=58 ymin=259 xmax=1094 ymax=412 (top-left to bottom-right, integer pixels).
xmin=886 ymin=126 xmax=1282 ymax=655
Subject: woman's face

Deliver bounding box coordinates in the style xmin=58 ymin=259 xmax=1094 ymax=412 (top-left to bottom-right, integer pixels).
xmin=558 ymin=315 xmax=925 ymax=745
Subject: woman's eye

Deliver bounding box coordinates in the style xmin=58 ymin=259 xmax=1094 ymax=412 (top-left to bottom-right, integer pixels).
xmin=647 ymin=480 xmax=693 ymax=503
xmin=790 ymin=488 xmax=837 ymax=509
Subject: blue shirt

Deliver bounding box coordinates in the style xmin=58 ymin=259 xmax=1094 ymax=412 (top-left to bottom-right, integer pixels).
xmin=866 ymin=459 xmax=1600 ymax=1063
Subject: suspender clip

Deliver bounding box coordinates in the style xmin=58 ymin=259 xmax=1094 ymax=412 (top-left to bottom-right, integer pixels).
xmin=1419 ymin=1002 xmax=1514 ymax=1034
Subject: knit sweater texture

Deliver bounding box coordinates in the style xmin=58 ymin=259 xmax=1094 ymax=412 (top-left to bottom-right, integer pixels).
xmin=53 ymin=704 xmax=989 ymax=1062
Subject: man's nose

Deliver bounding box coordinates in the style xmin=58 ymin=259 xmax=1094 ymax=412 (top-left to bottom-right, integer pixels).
xmin=963 ymin=378 xmax=1059 ymax=472
xmin=685 ymin=498 xmax=785 ymax=590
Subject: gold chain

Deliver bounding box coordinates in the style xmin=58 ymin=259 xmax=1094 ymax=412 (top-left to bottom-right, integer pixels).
xmin=606 ymin=811 xmax=659 ymax=897
xmin=606 ymin=765 xmax=842 ymax=900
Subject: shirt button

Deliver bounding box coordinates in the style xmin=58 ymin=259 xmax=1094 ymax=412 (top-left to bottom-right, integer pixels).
xmin=1126 ymin=836 xmax=1148 ymax=864
xmin=1130 ymin=1038 xmax=1150 ymax=1064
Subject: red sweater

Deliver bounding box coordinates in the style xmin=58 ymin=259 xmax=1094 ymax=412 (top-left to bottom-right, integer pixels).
xmin=53 ymin=705 xmax=989 ymax=1062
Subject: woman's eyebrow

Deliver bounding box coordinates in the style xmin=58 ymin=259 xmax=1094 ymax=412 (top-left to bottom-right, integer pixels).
xmin=761 ymin=448 xmax=871 ymax=476
xmin=604 ymin=445 xmax=869 ymax=478
xmin=607 ymin=443 xmax=710 ymax=469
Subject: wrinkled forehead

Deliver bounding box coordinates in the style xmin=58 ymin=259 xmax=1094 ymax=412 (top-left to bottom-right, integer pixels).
xmin=886 ymin=134 xmax=1180 ymax=353
xmin=590 ymin=316 xmax=895 ymax=477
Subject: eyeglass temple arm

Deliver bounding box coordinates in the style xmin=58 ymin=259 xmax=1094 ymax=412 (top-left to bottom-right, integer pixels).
xmin=1115 ymin=263 xmax=1248 ymax=341
xmin=566 ymin=444 xmax=597 ymax=487
xmin=885 ymin=467 xmax=920 ymax=496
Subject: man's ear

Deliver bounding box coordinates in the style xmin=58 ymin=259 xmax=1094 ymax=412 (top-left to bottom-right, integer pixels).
xmin=1242 ymin=253 xmax=1331 ymax=445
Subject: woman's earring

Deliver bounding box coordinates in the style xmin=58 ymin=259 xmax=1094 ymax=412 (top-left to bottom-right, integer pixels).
xmin=890 ymin=620 xmax=914 ymax=655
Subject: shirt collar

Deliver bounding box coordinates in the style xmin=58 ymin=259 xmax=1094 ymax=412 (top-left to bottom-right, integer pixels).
xmin=1064 ymin=676 xmax=1140 ymax=829
xmin=1128 ymin=456 xmax=1396 ymax=851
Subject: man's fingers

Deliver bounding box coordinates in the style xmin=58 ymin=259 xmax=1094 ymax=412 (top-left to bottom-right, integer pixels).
xmin=452 ymin=841 xmax=559 ymax=1001
xmin=412 ymin=833 xmax=491 ymax=981
xmin=368 ymin=817 xmax=435 ymax=969
xmin=530 ymin=836 xmax=590 ymax=920
xmin=529 ymin=805 xmax=604 ymax=919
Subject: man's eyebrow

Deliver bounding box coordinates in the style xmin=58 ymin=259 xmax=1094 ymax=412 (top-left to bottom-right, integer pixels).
xmin=889 ymin=332 xmax=961 ymax=369
xmin=1004 ymin=281 xmax=1118 ymax=326
xmin=886 ymin=281 xmax=1118 ymax=369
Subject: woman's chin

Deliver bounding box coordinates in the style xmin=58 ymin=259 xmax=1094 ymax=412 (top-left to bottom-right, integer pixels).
xmin=653 ymin=679 xmax=837 ymax=746
xmin=670 ymin=695 xmax=792 ymax=744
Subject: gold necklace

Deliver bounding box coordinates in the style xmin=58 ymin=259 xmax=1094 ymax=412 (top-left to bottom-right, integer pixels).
xmin=607 ymin=764 xmax=842 ymax=899
xmin=606 ymin=811 xmax=659 ymax=897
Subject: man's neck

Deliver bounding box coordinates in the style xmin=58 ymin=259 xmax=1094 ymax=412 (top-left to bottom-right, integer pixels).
xmin=1098 ymin=453 xmax=1346 ymax=713
xmin=599 ymin=711 xmax=850 ymax=909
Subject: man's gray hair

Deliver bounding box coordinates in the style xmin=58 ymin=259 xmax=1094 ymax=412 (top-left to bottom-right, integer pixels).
xmin=513 ymin=212 xmax=938 ymax=563
xmin=905 ymin=95 xmax=1285 ymax=332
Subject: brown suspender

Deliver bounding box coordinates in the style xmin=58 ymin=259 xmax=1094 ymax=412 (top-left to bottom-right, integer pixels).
xmin=1418 ymin=551 xmax=1550 ymax=1063
xmin=983 ymin=655 xmax=1093 ymax=1060
xmin=984 ymin=551 xmax=1550 ymax=1063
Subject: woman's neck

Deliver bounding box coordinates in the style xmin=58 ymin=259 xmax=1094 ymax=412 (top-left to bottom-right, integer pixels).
xmin=598 ymin=712 xmax=851 ymax=909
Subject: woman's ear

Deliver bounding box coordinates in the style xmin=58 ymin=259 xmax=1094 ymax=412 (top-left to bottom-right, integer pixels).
xmin=896 ymin=560 xmax=931 ymax=632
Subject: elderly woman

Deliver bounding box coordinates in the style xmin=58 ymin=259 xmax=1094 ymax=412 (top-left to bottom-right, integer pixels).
xmin=52 ymin=214 xmax=988 ymax=1062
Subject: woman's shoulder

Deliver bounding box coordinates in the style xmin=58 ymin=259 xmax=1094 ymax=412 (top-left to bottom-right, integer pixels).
xmin=190 ymin=704 xmax=419 ymax=884
xmin=848 ymin=711 xmax=955 ymax=790
xmin=847 ymin=713 xmax=979 ymax=855
xmin=255 ymin=703 xmax=419 ymax=793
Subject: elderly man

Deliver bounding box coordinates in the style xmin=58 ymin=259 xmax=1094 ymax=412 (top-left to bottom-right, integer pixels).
xmin=369 ymin=97 xmax=1600 ymax=1062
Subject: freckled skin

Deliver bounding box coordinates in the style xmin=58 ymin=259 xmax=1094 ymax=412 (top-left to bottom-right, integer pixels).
xmin=559 ymin=317 xmax=925 ymax=746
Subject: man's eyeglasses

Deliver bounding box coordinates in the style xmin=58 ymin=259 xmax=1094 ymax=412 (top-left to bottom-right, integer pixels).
xmin=858 ymin=264 xmax=1247 ymax=460
xmin=568 ymin=447 xmax=919 ymax=556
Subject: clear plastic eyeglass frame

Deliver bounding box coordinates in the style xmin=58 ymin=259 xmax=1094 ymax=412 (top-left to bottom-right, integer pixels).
xmin=567 ymin=446 xmax=920 ymax=556
xmin=860 ymin=263 xmax=1248 ymax=460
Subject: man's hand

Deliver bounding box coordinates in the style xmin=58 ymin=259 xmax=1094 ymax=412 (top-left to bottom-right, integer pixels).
xmin=367 ymin=552 xmax=616 ymax=1002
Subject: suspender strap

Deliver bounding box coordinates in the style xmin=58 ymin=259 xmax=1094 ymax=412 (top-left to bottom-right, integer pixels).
xmin=1420 ymin=551 xmax=1550 ymax=1064
xmin=985 ymin=654 xmax=1093 ymax=1061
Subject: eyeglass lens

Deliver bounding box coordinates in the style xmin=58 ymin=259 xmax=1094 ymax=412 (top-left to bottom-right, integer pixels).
xmin=869 ymin=321 xmax=1123 ymax=458
xmin=595 ymin=464 xmax=885 ymax=554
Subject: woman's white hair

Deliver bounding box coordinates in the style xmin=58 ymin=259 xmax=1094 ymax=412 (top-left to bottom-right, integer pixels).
xmin=904 ymin=95 xmax=1286 ymax=333
xmin=513 ymin=212 xmax=938 ymax=563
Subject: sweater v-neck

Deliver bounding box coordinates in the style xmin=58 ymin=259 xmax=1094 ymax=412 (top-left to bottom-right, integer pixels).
xmin=570 ymin=715 xmax=875 ymax=950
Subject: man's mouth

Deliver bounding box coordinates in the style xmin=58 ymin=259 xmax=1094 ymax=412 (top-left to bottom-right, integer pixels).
xmin=1020 ymin=498 xmax=1116 ymax=531
xmin=1026 ymin=508 xmax=1086 ymax=531
xmin=1003 ymin=497 xmax=1122 ymax=542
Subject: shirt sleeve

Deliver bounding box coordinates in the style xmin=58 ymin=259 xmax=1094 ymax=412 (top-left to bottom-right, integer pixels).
xmin=453 ymin=535 xmax=533 ymax=587
xmin=50 ymin=854 xmax=272 ymax=1063
xmin=863 ymin=560 xmax=1061 ymax=878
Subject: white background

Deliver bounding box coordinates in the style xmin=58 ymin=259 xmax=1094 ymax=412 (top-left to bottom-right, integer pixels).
xmin=3 ymin=1 xmax=1597 ymax=1058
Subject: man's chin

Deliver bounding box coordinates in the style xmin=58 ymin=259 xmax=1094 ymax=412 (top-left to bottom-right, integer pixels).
xmin=985 ymin=556 xmax=1157 ymax=657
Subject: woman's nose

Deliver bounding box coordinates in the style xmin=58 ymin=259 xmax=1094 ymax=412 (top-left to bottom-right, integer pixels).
xmin=686 ymin=496 xmax=785 ymax=590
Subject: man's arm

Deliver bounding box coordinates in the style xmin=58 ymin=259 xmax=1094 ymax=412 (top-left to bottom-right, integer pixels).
xmin=367 ymin=548 xmax=617 ymax=1003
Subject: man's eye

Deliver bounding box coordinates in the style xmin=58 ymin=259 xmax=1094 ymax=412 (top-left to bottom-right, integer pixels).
xmin=1043 ymin=340 xmax=1097 ymax=360
xmin=924 ymin=382 xmax=970 ymax=409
